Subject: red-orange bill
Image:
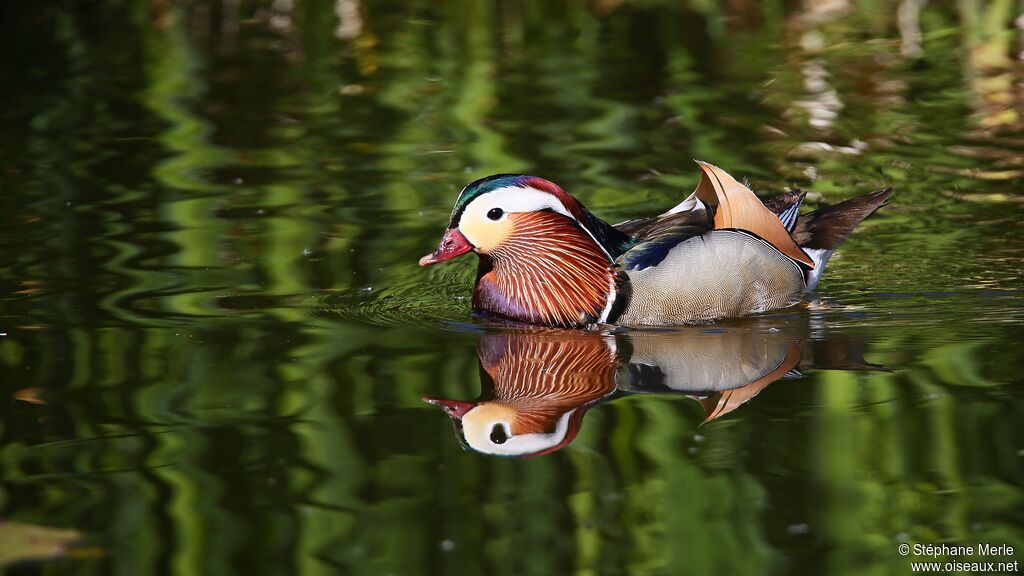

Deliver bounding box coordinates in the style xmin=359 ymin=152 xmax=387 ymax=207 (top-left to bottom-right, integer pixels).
xmin=418 ymin=228 xmax=473 ymax=266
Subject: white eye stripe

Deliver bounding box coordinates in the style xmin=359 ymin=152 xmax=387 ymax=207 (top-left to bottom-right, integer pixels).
xmin=460 ymin=186 xmax=614 ymax=262
xmin=462 ymin=186 xmax=575 ymax=220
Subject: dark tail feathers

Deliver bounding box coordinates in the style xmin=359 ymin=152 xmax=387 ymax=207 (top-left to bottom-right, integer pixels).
xmin=792 ymin=187 xmax=893 ymax=250
xmin=789 ymin=187 xmax=893 ymax=290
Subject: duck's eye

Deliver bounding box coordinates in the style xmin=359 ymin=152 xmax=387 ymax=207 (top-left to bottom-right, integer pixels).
xmin=490 ymin=424 xmax=509 ymax=444
xmin=487 ymin=208 xmax=504 ymax=221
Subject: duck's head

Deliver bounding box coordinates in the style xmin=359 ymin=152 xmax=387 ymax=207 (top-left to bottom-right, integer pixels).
xmin=422 ymin=397 xmax=585 ymax=457
xmin=417 ymin=175 xmax=630 ymax=264
xmin=419 ymin=174 xmax=605 ymax=266
xmin=419 ymin=175 xmax=632 ymax=326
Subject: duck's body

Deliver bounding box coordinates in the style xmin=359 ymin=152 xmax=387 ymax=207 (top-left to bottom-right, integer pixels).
xmin=420 ymin=162 xmax=892 ymax=327
xmin=614 ymin=230 xmax=805 ymax=324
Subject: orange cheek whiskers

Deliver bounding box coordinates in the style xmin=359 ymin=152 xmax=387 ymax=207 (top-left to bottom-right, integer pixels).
xmin=476 ymin=212 xmax=617 ymax=327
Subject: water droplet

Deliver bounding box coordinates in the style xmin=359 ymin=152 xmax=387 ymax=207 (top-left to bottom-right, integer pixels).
xmin=692 ymin=434 xmax=705 ymax=443
xmin=302 ymin=248 xmax=313 ymax=257
xmin=439 ymin=540 xmax=456 ymax=552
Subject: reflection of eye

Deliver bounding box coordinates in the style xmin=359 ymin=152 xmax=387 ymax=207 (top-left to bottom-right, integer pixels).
xmin=490 ymin=424 xmax=509 ymax=444
xmin=487 ymin=208 xmax=504 ymax=221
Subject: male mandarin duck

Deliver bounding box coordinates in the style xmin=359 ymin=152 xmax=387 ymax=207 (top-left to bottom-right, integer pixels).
xmin=419 ymin=162 xmax=892 ymax=327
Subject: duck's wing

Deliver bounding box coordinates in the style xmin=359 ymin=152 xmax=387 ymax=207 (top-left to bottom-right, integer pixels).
xmin=623 ymin=188 xmax=805 ymax=238
xmin=613 ymin=162 xmax=812 ymax=272
xmin=613 ymin=207 xmax=711 ymax=238
xmin=613 ymin=210 xmax=712 ymax=271
xmin=685 ymin=161 xmax=814 ymax=267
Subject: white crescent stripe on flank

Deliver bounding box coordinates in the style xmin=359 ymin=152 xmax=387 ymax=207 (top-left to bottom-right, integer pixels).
xmin=597 ymin=275 xmax=618 ymax=323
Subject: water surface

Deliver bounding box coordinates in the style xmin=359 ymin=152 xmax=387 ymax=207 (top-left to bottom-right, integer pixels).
xmin=2 ymin=1 xmax=1023 ymax=574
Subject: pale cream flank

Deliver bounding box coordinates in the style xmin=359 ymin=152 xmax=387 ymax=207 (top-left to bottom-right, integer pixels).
xmin=616 ymin=230 xmax=805 ymax=325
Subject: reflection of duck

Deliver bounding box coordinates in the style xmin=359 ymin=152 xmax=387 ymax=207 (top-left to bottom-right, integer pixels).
xmin=425 ymin=316 xmax=866 ymax=457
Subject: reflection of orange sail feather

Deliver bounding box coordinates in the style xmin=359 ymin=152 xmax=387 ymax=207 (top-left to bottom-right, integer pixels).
xmin=693 ymin=161 xmax=814 ymax=267
xmin=698 ymin=343 xmax=802 ymax=424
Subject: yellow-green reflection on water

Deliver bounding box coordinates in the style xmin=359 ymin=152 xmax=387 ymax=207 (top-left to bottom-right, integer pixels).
xmin=1 ymin=1 xmax=1022 ymax=574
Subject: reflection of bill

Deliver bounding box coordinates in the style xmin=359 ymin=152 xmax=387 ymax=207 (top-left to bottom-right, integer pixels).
xmin=424 ymin=315 xmax=880 ymax=457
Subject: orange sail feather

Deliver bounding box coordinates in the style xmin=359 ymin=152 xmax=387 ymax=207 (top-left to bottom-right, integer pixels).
xmin=692 ymin=161 xmax=814 ymax=268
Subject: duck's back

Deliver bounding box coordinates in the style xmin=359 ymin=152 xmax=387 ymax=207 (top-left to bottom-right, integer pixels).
xmin=615 ymin=230 xmax=805 ymax=326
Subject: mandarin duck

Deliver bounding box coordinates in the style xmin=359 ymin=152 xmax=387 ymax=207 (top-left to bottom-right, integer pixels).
xmin=425 ymin=320 xmax=819 ymax=457
xmin=419 ymin=162 xmax=892 ymax=327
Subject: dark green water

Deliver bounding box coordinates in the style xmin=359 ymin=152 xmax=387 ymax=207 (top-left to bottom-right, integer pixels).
xmin=2 ymin=1 xmax=1023 ymax=574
